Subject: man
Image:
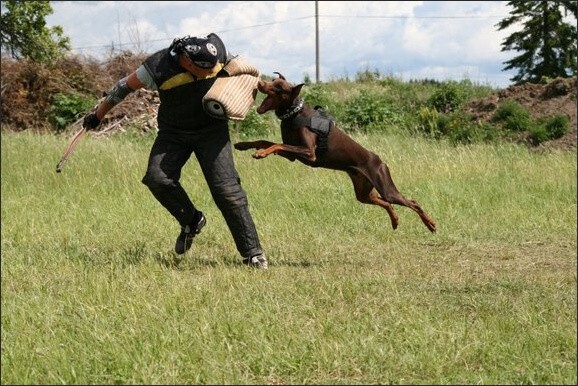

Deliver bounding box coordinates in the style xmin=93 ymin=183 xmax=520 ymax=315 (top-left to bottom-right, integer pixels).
xmin=83 ymin=33 xmax=268 ymax=269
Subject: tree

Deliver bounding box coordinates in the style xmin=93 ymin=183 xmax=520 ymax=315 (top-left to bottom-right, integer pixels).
xmin=0 ymin=0 xmax=70 ymax=64
xmin=496 ymin=0 xmax=577 ymax=84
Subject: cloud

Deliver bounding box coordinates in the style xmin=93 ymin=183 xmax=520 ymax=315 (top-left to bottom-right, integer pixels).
xmin=45 ymin=1 xmax=520 ymax=87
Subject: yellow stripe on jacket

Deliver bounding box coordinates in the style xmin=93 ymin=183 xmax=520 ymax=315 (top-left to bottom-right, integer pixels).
xmin=159 ymin=63 xmax=225 ymax=90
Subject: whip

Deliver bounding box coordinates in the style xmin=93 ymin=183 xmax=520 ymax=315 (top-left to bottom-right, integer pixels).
xmin=55 ymin=123 xmax=87 ymax=173
xmin=56 ymin=100 xmax=103 ymax=173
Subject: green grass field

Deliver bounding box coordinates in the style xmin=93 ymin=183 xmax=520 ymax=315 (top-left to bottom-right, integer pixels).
xmin=2 ymin=131 xmax=576 ymax=384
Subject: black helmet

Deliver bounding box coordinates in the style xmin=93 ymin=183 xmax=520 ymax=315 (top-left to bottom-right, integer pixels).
xmin=170 ymin=35 xmax=219 ymax=69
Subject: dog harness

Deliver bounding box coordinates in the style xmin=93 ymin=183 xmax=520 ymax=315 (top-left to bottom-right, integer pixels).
xmin=290 ymin=106 xmax=334 ymax=157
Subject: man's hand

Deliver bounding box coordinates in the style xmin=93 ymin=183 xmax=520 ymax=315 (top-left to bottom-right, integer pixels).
xmin=83 ymin=113 xmax=101 ymax=130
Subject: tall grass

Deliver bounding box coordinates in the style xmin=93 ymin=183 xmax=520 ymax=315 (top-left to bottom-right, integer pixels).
xmin=2 ymin=131 xmax=576 ymax=384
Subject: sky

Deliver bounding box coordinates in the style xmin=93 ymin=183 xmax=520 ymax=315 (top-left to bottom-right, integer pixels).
xmin=44 ymin=1 xmax=521 ymax=88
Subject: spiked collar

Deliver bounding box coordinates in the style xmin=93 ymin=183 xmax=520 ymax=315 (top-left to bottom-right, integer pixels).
xmin=276 ymin=99 xmax=304 ymax=120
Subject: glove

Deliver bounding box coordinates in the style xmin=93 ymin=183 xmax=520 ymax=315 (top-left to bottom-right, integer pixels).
xmin=83 ymin=113 xmax=101 ymax=130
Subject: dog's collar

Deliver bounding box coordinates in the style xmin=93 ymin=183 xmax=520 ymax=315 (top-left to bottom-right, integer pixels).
xmin=277 ymin=99 xmax=304 ymax=120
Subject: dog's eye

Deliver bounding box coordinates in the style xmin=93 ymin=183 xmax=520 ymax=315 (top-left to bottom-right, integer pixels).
xmin=274 ymin=86 xmax=283 ymax=95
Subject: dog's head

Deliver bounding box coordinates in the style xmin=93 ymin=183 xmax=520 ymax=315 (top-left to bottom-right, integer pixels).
xmin=256 ymin=72 xmax=304 ymax=115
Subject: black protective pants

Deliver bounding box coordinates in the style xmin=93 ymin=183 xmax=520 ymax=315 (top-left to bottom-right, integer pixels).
xmin=141 ymin=126 xmax=263 ymax=259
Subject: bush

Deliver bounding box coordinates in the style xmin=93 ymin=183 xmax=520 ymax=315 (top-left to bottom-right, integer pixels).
xmin=49 ymin=92 xmax=97 ymax=132
xmin=354 ymin=68 xmax=381 ymax=83
xmin=427 ymin=81 xmax=467 ymax=113
xmin=447 ymin=116 xmax=502 ymax=145
xmin=491 ymin=99 xmax=531 ymax=132
xmin=528 ymin=124 xmax=550 ymax=145
xmin=542 ymin=115 xmax=570 ymax=139
xmin=416 ymin=107 xmax=503 ymax=145
xmin=529 ymin=115 xmax=570 ymax=145
xmin=416 ymin=106 xmax=440 ymax=137
xmin=232 ymin=108 xmax=272 ymax=138
xmin=301 ymin=84 xmax=336 ymax=112
xmin=341 ymin=90 xmax=402 ymax=133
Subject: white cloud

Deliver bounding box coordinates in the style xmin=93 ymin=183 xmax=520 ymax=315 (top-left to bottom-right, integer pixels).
xmin=44 ymin=1 xmax=524 ymax=88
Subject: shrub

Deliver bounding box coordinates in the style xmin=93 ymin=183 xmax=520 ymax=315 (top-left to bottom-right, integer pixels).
xmin=542 ymin=115 xmax=570 ymax=139
xmin=491 ymin=99 xmax=531 ymax=132
xmin=301 ymin=84 xmax=335 ymax=112
xmin=341 ymin=90 xmax=401 ymax=133
xmin=416 ymin=108 xmax=503 ymax=145
xmin=49 ymin=92 xmax=97 ymax=132
xmin=528 ymin=124 xmax=550 ymax=145
xmin=447 ymin=115 xmax=503 ymax=145
xmin=416 ymin=106 xmax=440 ymax=137
xmin=427 ymin=81 xmax=467 ymax=113
xmin=232 ymin=108 xmax=271 ymax=138
xmin=415 ymin=109 xmax=455 ymax=139
xmin=529 ymin=115 xmax=570 ymax=145
xmin=355 ymin=68 xmax=381 ymax=83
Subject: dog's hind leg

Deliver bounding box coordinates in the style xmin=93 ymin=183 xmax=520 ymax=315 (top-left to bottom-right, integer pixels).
xmin=348 ymin=170 xmax=399 ymax=230
xmin=369 ymin=161 xmax=437 ymax=233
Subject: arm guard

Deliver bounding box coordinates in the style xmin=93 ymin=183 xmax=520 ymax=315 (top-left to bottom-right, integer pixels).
xmin=104 ymin=76 xmax=134 ymax=106
xmin=135 ymin=65 xmax=157 ymax=90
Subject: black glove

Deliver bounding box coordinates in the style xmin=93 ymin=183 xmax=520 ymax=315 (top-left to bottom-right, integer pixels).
xmin=83 ymin=113 xmax=101 ymax=130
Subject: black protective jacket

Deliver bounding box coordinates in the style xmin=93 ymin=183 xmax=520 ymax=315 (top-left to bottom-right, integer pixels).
xmin=141 ymin=33 xmax=228 ymax=131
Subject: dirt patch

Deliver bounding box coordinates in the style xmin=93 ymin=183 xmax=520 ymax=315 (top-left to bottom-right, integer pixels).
xmin=464 ymin=77 xmax=577 ymax=151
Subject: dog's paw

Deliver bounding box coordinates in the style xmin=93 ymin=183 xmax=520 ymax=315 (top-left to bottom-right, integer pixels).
xmin=252 ymin=150 xmax=269 ymax=159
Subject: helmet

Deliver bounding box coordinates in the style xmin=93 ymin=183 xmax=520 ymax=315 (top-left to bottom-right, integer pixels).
xmin=170 ymin=35 xmax=219 ymax=69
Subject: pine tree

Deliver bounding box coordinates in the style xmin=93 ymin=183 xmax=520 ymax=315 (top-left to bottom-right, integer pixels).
xmin=496 ymin=0 xmax=577 ymax=84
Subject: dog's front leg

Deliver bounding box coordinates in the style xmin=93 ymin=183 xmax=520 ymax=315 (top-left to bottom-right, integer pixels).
xmin=254 ymin=143 xmax=313 ymax=159
xmin=252 ymin=144 xmax=283 ymax=158
xmin=234 ymin=140 xmax=276 ymax=151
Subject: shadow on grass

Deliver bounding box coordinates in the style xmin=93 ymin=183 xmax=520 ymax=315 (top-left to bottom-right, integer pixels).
xmin=154 ymin=251 xmax=320 ymax=270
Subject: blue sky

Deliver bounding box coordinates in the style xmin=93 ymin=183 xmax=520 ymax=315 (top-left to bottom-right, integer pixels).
xmin=45 ymin=1 xmax=520 ymax=88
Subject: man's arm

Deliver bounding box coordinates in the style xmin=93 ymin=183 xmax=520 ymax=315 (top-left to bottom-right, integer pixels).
xmin=83 ymin=69 xmax=147 ymax=130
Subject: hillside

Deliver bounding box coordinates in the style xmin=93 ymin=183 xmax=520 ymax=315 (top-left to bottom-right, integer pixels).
xmin=465 ymin=77 xmax=577 ymax=151
xmin=1 ymin=55 xmax=576 ymax=151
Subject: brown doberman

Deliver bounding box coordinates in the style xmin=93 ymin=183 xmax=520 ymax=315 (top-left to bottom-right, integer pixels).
xmin=234 ymin=72 xmax=437 ymax=233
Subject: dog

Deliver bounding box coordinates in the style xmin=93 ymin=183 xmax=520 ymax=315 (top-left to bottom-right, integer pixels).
xmin=234 ymin=72 xmax=437 ymax=233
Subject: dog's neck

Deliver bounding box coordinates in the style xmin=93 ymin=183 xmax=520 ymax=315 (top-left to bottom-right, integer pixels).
xmin=276 ymin=98 xmax=304 ymax=120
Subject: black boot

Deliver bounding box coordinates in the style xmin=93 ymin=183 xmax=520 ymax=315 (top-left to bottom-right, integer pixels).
xmin=175 ymin=211 xmax=206 ymax=254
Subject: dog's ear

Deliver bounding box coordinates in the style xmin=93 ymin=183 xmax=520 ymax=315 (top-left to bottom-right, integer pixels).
xmin=292 ymin=83 xmax=304 ymax=98
xmin=273 ymin=72 xmax=286 ymax=80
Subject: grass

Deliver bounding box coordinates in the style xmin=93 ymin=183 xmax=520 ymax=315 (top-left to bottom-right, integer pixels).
xmin=1 ymin=130 xmax=576 ymax=384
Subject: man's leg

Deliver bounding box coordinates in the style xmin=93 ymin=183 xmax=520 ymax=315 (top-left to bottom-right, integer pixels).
xmin=141 ymin=132 xmax=209 ymax=254
xmin=141 ymin=132 xmax=198 ymax=227
xmin=194 ymin=126 xmax=265 ymax=262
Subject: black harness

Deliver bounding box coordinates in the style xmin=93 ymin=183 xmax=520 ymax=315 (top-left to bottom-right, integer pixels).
xmin=279 ymin=102 xmax=334 ymax=157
